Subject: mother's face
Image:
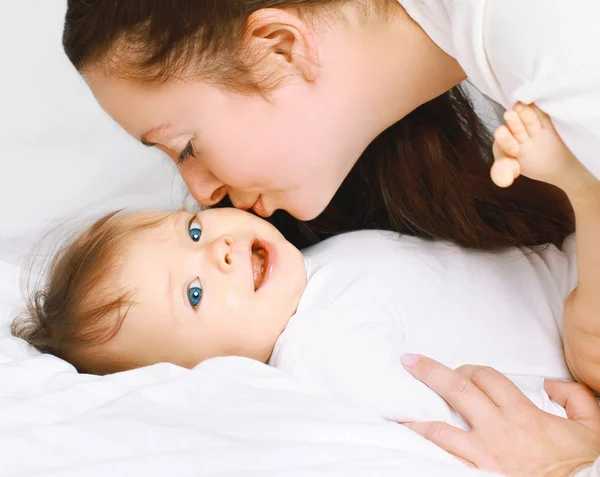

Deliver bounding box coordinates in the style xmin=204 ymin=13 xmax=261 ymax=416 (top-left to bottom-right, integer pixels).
xmin=87 ymin=73 xmax=368 ymax=220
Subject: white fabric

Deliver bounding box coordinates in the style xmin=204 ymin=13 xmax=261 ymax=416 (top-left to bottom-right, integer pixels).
xmin=271 ymin=231 xmax=577 ymax=427
xmin=576 ymin=458 xmax=600 ymax=477
xmin=398 ymin=0 xmax=600 ymax=179
xmin=0 ymin=349 xmax=500 ymax=477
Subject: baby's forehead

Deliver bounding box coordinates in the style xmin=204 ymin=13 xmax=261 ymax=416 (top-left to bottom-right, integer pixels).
xmin=113 ymin=210 xmax=183 ymax=239
xmin=103 ymin=211 xmax=180 ymax=278
xmin=107 ymin=213 xmax=179 ymax=312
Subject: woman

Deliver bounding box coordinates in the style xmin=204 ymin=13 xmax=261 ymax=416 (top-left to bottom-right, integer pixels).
xmin=61 ymin=0 xmax=600 ymax=473
xmin=63 ymin=0 xmax=594 ymax=251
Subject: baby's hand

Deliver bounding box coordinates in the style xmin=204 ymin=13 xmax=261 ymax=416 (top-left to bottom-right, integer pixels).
xmin=491 ymin=103 xmax=589 ymax=193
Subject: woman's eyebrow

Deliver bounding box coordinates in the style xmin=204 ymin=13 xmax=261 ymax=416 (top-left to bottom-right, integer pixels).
xmin=140 ymin=122 xmax=173 ymax=147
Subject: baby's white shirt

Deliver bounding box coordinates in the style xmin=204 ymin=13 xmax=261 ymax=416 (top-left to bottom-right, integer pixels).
xmin=269 ymin=231 xmax=577 ymax=428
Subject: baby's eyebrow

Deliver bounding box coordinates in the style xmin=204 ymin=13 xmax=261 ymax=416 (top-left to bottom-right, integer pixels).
xmin=167 ymin=267 xmax=176 ymax=322
xmin=140 ymin=122 xmax=173 ymax=147
xmin=166 ymin=210 xmax=194 ymax=321
xmin=172 ymin=210 xmax=191 ymax=233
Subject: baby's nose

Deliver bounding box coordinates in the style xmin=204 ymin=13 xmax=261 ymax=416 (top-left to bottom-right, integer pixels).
xmin=210 ymin=236 xmax=235 ymax=271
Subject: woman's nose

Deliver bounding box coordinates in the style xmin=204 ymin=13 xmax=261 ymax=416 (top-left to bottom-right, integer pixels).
xmin=210 ymin=236 xmax=235 ymax=272
xmin=181 ymin=167 xmax=227 ymax=206
xmin=203 ymin=186 xmax=227 ymax=206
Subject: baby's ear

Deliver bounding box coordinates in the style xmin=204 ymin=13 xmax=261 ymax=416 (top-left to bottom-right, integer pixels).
xmin=242 ymin=8 xmax=320 ymax=86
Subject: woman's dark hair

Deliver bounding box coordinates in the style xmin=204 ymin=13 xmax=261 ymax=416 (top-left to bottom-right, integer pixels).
xmin=63 ymin=0 xmax=574 ymax=250
xmin=265 ymin=85 xmax=574 ymax=250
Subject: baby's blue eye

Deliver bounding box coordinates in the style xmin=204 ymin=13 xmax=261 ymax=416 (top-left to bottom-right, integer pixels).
xmin=188 ymin=279 xmax=203 ymax=308
xmin=188 ymin=220 xmax=202 ymax=242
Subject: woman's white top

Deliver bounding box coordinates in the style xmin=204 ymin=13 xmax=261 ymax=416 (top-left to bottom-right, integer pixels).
xmin=398 ymin=0 xmax=600 ymax=179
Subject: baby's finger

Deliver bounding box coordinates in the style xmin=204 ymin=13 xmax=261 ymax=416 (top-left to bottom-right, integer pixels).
xmin=491 ymin=158 xmax=521 ymax=188
xmin=514 ymin=103 xmax=542 ymax=136
xmin=530 ymin=104 xmax=554 ymax=130
xmin=404 ymin=421 xmax=477 ymax=467
xmin=494 ymin=125 xmax=520 ymax=157
xmin=504 ymin=110 xmax=529 ymax=144
xmin=492 ymin=138 xmax=505 ymax=162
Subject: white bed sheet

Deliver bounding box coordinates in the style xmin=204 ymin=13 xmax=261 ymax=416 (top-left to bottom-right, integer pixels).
xmin=0 ymin=348 xmax=497 ymax=477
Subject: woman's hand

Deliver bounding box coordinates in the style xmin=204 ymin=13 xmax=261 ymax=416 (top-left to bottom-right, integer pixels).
xmin=401 ymin=354 xmax=600 ymax=477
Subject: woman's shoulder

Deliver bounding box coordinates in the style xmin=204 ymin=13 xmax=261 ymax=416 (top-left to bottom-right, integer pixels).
xmin=457 ymin=0 xmax=598 ymax=102
xmin=435 ymin=0 xmax=600 ymax=176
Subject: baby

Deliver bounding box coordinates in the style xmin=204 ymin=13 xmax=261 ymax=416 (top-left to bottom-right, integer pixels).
xmin=12 ymin=105 xmax=600 ymax=429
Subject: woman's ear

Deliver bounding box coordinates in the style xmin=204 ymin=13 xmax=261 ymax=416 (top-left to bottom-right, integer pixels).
xmin=243 ymin=8 xmax=320 ymax=86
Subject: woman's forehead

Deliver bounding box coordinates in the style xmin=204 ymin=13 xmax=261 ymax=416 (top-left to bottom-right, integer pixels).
xmin=86 ymin=73 xmax=168 ymax=133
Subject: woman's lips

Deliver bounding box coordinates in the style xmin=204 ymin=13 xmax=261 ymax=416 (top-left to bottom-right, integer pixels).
xmin=252 ymin=196 xmax=270 ymax=218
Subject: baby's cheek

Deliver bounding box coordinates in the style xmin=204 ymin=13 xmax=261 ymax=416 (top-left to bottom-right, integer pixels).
xmin=219 ymin=290 xmax=256 ymax=321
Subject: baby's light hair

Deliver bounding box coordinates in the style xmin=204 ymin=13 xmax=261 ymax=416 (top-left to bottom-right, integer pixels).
xmin=11 ymin=210 xmax=169 ymax=375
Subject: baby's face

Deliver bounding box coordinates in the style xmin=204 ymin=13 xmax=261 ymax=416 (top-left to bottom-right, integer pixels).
xmin=103 ymin=208 xmax=307 ymax=369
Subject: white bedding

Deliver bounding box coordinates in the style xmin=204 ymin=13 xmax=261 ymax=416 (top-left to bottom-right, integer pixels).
xmin=0 ymin=348 xmax=499 ymax=477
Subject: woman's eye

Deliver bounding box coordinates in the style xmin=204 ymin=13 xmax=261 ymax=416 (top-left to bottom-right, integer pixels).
xmin=188 ymin=220 xmax=202 ymax=242
xmin=188 ymin=279 xmax=203 ymax=308
xmin=178 ymin=140 xmax=196 ymax=164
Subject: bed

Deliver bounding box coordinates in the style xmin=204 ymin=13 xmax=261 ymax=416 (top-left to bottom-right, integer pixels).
xmin=0 ymin=2 xmax=500 ymax=475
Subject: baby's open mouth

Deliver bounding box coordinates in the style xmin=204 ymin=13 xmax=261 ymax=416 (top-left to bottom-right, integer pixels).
xmin=251 ymin=240 xmax=268 ymax=291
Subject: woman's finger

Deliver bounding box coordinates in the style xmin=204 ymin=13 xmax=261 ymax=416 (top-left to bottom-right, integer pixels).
xmin=456 ymin=365 xmax=534 ymax=411
xmin=401 ymin=354 xmax=500 ymax=427
xmin=545 ymin=380 xmax=600 ymax=424
xmin=404 ymin=421 xmax=477 ymax=466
